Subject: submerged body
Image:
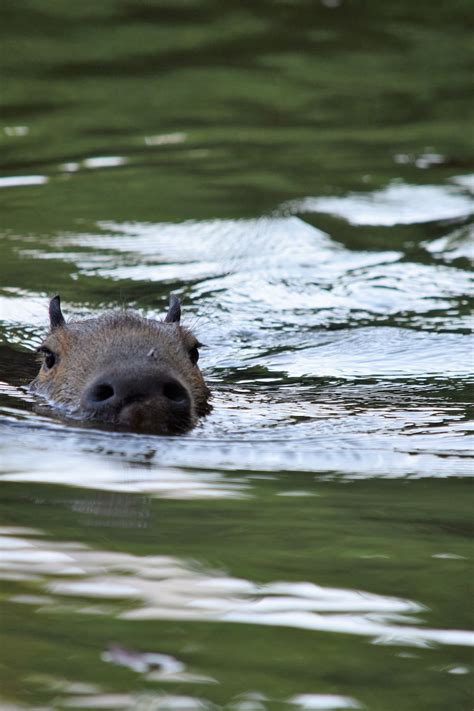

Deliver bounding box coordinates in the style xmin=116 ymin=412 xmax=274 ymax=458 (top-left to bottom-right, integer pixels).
xmin=30 ymin=296 xmax=211 ymax=435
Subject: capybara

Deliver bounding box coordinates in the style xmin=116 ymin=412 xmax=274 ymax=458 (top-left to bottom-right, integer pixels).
xmin=30 ymin=295 xmax=211 ymax=434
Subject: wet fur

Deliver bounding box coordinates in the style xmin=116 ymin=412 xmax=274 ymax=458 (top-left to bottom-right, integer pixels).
xmin=30 ymin=303 xmax=211 ymax=435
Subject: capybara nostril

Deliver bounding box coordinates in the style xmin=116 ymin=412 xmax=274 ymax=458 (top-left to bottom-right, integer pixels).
xmin=162 ymin=379 xmax=189 ymax=404
xmin=89 ymin=382 xmax=115 ymax=404
xmin=82 ymin=380 xmax=118 ymax=411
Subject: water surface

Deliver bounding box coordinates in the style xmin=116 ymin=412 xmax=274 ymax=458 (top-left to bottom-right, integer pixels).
xmin=0 ymin=2 xmax=473 ymax=710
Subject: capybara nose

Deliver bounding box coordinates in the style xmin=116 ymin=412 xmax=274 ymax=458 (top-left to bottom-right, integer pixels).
xmin=81 ymin=372 xmax=190 ymax=414
xmin=161 ymin=380 xmax=190 ymax=404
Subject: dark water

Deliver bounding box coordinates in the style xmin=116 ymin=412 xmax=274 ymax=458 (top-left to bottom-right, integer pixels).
xmin=1 ymin=2 xmax=473 ymax=710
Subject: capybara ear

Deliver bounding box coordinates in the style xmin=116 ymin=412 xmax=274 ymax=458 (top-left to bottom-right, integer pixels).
xmin=165 ymin=294 xmax=181 ymax=324
xmin=49 ymin=295 xmax=66 ymax=331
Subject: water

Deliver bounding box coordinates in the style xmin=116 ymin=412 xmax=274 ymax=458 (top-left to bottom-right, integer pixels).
xmin=1 ymin=2 xmax=473 ymax=709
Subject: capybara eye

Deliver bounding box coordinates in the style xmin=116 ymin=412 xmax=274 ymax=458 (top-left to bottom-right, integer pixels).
xmin=40 ymin=348 xmax=57 ymax=370
xmin=189 ymin=345 xmax=199 ymax=365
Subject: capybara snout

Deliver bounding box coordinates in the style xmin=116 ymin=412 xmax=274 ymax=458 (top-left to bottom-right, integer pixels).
xmin=30 ymin=295 xmax=211 ymax=435
xmin=80 ymin=367 xmax=192 ymax=432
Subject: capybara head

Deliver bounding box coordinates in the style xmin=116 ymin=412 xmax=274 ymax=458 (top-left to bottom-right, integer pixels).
xmin=30 ymin=295 xmax=211 ymax=435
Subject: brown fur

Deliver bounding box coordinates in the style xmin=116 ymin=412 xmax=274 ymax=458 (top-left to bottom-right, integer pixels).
xmin=30 ymin=298 xmax=211 ymax=435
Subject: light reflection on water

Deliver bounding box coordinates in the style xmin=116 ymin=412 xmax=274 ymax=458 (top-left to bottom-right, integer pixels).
xmin=1 ymin=528 xmax=472 ymax=650
xmin=285 ymin=181 xmax=473 ymax=226
xmin=0 ymin=175 xmax=49 ymax=188
xmin=29 ymin=212 xmax=472 ymax=327
xmin=0 ymin=438 xmax=250 ymax=499
xmin=1 ymin=3 xmax=473 ymax=709
xmin=1 ymin=184 xmax=472 ymax=483
xmin=0 ymin=378 xmax=472 ymax=484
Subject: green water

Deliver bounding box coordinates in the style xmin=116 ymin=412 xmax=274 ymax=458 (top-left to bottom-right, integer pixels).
xmin=0 ymin=1 xmax=473 ymax=710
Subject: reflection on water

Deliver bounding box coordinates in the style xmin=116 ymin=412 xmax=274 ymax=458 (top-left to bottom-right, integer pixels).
xmin=0 ymin=379 xmax=472 ymax=485
xmin=1 ymin=450 xmax=249 ymax=500
xmin=289 ymin=695 xmax=361 ymax=710
xmin=1 ymin=527 xmax=472 ymax=649
xmin=0 ymin=188 xmax=472 ymax=708
xmin=1 ymin=0 xmax=473 ymax=708
xmin=286 ymin=181 xmax=473 ymax=226
xmin=1 ymin=200 xmax=472 ymax=480
xmin=0 ymin=175 xmax=49 ymax=188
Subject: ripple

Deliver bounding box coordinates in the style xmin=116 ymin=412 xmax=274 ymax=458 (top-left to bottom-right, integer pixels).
xmin=0 ymin=436 xmax=250 ymax=499
xmin=451 ymin=173 xmax=474 ymax=191
xmin=101 ymin=644 xmax=214 ymax=684
xmin=286 ymin=182 xmax=473 ymax=225
xmin=0 ymin=291 xmax=51 ymax=324
xmin=1 ymin=372 xmax=472 ymax=482
xmin=0 ymin=175 xmax=48 ymax=188
xmin=144 ymin=132 xmax=187 ymax=146
xmin=43 ymin=216 xmax=470 ymax=333
xmin=4 ymin=125 xmax=29 ymax=137
xmin=83 ymin=156 xmax=127 ymax=169
xmin=260 ymin=327 xmax=472 ymax=379
xmin=424 ymin=224 xmax=474 ymax=262
xmin=1 ymin=203 xmax=472 ymax=482
xmin=289 ymin=694 xmax=361 ymax=710
xmin=1 ymin=528 xmax=472 ymax=649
